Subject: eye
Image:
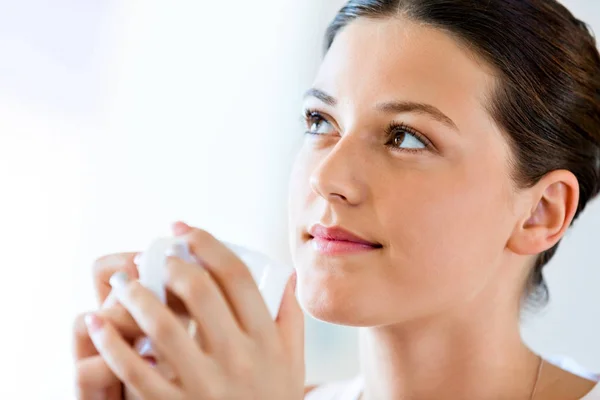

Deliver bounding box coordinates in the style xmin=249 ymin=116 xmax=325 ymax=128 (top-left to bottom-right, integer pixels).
xmin=386 ymin=123 xmax=430 ymax=152
xmin=304 ymin=109 xmax=335 ymax=135
xmin=390 ymin=131 xmax=425 ymax=149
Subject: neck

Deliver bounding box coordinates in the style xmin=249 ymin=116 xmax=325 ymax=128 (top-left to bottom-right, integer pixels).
xmin=359 ymin=296 xmax=540 ymax=400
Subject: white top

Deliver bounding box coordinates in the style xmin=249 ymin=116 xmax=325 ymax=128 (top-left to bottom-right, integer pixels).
xmin=305 ymin=356 xmax=600 ymax=400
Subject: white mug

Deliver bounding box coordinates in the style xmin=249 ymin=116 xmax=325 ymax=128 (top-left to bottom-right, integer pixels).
xmin=123 ymin=236 xmax=294 ymax=399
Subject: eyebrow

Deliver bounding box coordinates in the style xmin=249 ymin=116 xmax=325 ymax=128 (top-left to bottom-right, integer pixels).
xmin=303 ymin=88 xmax=458 ymax=131
xmin=304 ymin=88 xmax=337 ymax=106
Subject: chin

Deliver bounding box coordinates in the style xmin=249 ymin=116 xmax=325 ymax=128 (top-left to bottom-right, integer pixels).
xmin=301 ymin=298 xmax=390 ymax=327
xmin=296 ymin=272 xmax=386 ymax=327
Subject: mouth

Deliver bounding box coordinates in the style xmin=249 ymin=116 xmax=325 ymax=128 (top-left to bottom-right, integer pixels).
xmin=306 ymin=224 xmax=383 ymax=255
xmin=309 ymin=237 xmax=382 ymax=255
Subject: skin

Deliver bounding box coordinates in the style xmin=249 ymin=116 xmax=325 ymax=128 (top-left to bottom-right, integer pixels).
xmin=73 ymin=16 xmax=596 ymax=400
xmin=289 ymin=18 xmax=594 ymax=400
xmin=73 ymin=223 xmax=305 ymax=400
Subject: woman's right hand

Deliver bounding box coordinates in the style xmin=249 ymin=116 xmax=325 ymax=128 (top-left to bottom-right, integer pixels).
xmin=73 ymin=222 xmax=191 ymax=399
xmin=73 ymin=252 xmax=140 ymax=400
xmin=73 ymin=223 xmax=316 ymax=399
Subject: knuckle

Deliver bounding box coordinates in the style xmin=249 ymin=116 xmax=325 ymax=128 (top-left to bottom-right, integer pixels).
xmin=168 ymin=259 xmax=214 ymax=304
xmin=203 ymin=385 xmax=224 ymax=400
xmin=127 ymin=281 xmax=146 ymax=303
xmin=182 ymin=272 xmax=211 ymax=301
xmin=74 ymin=363 xmax=89 ymax=388
xmin=270 ymin=344 xmax=288 ymax=365
xmin=93 ymin=253 xmax=137 ymax=278
xmin=119 ymin=363 xmax=141 ymax=386
xmin=73 ymin=313 xmax=88 ymax=339
xmin=149 ymin=314 xmax=173 ymax=343
xmin=222 ymin=263 xmax=249 ymax=285
xmin=229 ymin=354 xmax=254 ymax=378
xmin=92 ymin=253 xmax=120 ymax=276
xmin=260 ymin=337 xmax=282 ymax=355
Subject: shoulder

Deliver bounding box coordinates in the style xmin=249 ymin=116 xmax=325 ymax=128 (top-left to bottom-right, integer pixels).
xmin=582 ymin=382 xmax=600 ymax=400
xmin=538 ymin=357 xmax=600 ymax=400
xmin=304 ymin=385 xmax=318 ymax=395
xmin=303 ymin=376 xmax=363 ymax=400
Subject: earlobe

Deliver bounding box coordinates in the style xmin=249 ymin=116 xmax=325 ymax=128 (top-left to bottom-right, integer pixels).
xmin=506 ymin=170 xmax=579 ymax=256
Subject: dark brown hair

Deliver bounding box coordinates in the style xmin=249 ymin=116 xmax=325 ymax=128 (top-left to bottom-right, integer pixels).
xmin=325 ymin=0 xmax=600 ymax=306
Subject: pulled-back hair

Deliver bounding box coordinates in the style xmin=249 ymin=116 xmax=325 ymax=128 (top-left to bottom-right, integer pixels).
xmin=325 ymin=0 xmax=600 ymax=305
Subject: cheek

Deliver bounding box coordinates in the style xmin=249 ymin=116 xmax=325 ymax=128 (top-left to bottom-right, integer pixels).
xmin=381 ymin=158 xmax=515 ymax=301
xmin=287 ymin=150 xmax=314 ymax=237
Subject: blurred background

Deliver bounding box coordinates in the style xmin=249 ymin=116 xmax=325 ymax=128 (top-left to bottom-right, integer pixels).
xmin=0 ymin=0 xmax=598 ymax=398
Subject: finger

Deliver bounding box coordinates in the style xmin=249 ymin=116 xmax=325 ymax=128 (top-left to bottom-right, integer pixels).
xmin=75 ymin=355 xmax=120 ymax=391
xmin=85 ymin=313 xmax=179 ymax=400
xmin=76 ymin=381 xmax=122 ymax=400
xmin=276 ymin=271 xmax=304 ymax=367
xmin=93 ymin=253 xmax=139 ymax=305
xmin=183 ymin=228 xmax=274 ymax=338
xmin=109 ymin=272 xmax=213 ymax=387
xmin=99 ymin=303 xmax=144 ymax=339
xmin=101 ymin=289 xmax=119 ymax=310
xmin=73 ymin=307 xmax=140 ymax=400
xmin=165 ymin=256 xmax=243 ymax=354
xmin=74 ymin=315 xmax=116 ymax=400
xmin=106 ymin=385 xmax=123 ymax=400
xmin=74 ymin=313 xmax=100 ymax=361
xmin=74 ymin=306 xmax=143 ymax=362
xmin=172 ymin=221 xmax=192 ymax=236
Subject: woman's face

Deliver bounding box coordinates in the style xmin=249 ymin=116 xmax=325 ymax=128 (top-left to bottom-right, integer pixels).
xmin=288 ymin=18 xmax=528 ymax=326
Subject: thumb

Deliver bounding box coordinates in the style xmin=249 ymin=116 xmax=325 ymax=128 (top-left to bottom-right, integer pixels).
xmin=276 ymin=271 xmax=304 ymax=361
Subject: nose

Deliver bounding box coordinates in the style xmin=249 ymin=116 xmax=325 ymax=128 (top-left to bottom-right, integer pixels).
xmin=309 ymin=137 xmax=367 ymax=206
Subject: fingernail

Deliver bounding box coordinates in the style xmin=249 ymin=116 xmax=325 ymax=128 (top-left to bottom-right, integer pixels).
xmin=172 ymin=221 xmax=192 ymax=236
xmin=109 ymin=271 xmax=130 ymax=292
xmin=84 ymin=313 xmax=104 ymax=334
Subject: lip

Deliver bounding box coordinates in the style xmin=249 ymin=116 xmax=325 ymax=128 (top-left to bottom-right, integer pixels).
xmin=307 ymin=224 xmax=382 ymax=255
xmin=309 ymin=224 xmax=379 ymax=245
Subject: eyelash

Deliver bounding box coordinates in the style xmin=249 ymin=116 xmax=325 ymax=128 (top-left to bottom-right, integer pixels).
xmin=302 ymin=109 xmax=433 ymax=153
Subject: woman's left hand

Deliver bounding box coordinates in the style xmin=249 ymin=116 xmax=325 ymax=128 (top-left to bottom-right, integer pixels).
xmin=84 ymin=224 xmax=305 ymax=400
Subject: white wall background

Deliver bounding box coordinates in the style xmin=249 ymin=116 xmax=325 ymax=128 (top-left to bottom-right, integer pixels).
xmin=0 ymin=1 xmax=598 ymax=398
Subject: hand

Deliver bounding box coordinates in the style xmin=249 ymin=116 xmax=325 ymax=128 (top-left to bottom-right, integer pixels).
xmin=72 ymin=222 xmax=190 ymax=399
xmin=73 ymin=290 xmax=142 ymax=399
xmin=85 ymin=225 xmax=305 ymax=400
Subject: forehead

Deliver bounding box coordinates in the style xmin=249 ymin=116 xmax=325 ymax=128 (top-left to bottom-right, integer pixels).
xmin=314 ymin=18 xmax=497 ymax=130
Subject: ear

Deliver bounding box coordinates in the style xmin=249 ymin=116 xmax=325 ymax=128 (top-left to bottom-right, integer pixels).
xmin=507 ymin=170 xmax=580 ymax=256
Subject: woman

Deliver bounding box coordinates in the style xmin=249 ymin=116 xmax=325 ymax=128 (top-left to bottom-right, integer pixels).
xmin=73 ymin=0 xmax=600 ymax=399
